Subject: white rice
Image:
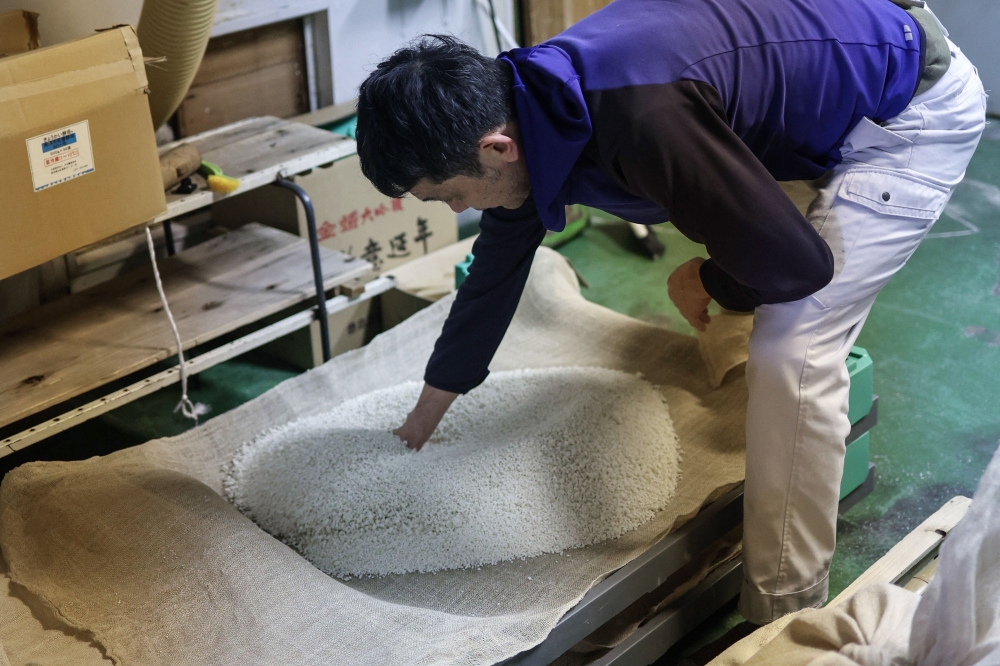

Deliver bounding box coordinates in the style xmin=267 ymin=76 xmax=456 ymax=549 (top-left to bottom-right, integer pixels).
xmin=223 ymin=367 xmax=681 ymax=577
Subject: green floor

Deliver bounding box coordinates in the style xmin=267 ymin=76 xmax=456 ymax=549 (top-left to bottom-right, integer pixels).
xmin=4 ymin=126 xmax=1000 ymax=662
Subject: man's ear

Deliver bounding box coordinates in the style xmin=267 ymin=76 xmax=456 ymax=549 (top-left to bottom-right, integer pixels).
xmin=480 ymin=128 xmax=519 ymax=165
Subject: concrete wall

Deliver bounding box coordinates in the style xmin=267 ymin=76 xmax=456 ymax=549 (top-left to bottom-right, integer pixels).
xmin=0 ymin=0 xmax=516 ymax=104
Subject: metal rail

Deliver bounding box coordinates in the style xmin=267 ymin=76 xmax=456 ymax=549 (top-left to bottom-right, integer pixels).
xmin=596 ymin=557 xmax=744 ymax=665
xmin=505 ymin=485 xmax=745 ymax=666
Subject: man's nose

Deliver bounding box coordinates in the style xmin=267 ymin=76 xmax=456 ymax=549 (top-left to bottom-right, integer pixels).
xmin=448 ymin=201 xmax=468 ymax=213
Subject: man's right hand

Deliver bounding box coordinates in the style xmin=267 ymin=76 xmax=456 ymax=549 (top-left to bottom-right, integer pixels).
xmin=393 ymin=383 xmax=459 ymax=451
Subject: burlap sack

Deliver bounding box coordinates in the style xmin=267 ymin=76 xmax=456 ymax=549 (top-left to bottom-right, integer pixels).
xmin=0 ymin=248 xmax=748 ymax=665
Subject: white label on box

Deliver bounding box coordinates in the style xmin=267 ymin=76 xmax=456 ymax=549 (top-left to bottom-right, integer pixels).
xmin=26 ymin=120 xmax=96 ymax=192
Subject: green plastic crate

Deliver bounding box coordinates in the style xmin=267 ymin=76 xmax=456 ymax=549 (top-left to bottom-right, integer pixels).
xmin=840 ymin=431 xmax=871 ymax=500
xmin=322 ymin=114 xmax=357 ymax=139
xmin=842 ymin=346 xmax=874 ymax=499
xmin=847 ymin=346 xmax=873 ymax=425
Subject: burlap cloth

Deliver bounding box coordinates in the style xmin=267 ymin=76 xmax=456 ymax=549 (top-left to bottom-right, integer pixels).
xmin=0 ymin=248 xmax=748 ymax=665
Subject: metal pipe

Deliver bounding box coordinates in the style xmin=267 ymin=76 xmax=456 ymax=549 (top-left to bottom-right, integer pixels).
xmin=274 ymin=176 xmax=331 ymax=363
xmin=162 ymin=219 xmax=176 ymax=256
xmin=137 ymin=0 xmax=219 ymax=130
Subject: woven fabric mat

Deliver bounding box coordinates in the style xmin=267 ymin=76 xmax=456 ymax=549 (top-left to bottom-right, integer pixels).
xmin=0 ymin=248 xmax=747 ymax=665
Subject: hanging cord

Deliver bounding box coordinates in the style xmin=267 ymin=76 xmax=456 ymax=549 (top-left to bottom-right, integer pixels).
xmin=473 ymin=0 xmax=519 ymax=51
xmin=486 ymin=0 xmax=503 ymax=55
xmin=145 ymin=227 xmax=209 ymax=425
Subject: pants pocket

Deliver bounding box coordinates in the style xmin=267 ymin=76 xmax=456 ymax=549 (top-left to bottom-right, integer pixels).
xmin=838 ymin=168 xmax=950 ymax=220
xmin=810 ymin=168 xmax=950 ymax=309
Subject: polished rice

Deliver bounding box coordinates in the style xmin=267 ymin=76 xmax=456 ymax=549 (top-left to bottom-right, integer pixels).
xmin=223 ymin=367 xmax=681 ymax=577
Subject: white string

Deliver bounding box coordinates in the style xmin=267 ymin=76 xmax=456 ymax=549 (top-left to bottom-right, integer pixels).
xmin=145 ymin=227 xmax=208 ymax=425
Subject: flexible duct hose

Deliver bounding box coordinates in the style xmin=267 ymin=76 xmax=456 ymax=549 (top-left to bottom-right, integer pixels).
xmin=137 ymin=0 xmax=219 ymax=130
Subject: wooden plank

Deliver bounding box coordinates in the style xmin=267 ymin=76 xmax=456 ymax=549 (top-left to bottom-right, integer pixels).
xmin=154 ymin=117 xmax=355 ymax=224
xmin=205 ymin=124 xmax=340 ymax=177
xmin=161 ymin=116 xmax=286 ymax=155
xmin=178 ymin=61 xmax=308 ymax=137
xmin=292 ymin=98 xmax=357 ymax=127
xmin=177 ymin=20 xmax=309 ymax=139
xmin=831 ymin=495 xmax=971 ymax=606
xmin=902 ymin=558 xmax=938 ymax=594
xmin=522 ymin=0 xmax=613 ymax=44
xmin=193 ymin=19 xmax=304 ymax=87
xmin=0 ymin=223 xmax=369 ymax=429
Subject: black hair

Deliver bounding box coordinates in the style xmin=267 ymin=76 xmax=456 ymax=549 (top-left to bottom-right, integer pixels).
xmin=355 ymin=34 xmax=514 ymax=198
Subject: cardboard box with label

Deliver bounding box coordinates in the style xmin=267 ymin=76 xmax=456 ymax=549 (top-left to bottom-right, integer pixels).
xmin=213 ymin=147 xmax=457 ymax=367
xmin=0 ymin=25 xmax=166 ymax=281
xmin=214 ymin=150 xmax=457 ymax=273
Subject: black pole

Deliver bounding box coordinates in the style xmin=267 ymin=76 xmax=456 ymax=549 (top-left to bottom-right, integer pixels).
xmin=162 ymin=220 xmax=177 ymax=256
xmin=274 ymin=176 xmax=331 ymax=363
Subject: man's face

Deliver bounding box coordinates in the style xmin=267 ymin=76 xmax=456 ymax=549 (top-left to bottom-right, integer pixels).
xmin=410 ymin=171 xmax=515 ymax=213
xmin=409 ymin=125 xmax=531 ymax=213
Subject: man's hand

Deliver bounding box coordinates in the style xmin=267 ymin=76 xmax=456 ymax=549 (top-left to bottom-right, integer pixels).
xmin=668 ymin=257 xmax=712 ymax=332
xmin=393 ymin=383 xmax=459 ymax=451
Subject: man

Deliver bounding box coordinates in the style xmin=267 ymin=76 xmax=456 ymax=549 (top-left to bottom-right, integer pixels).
xmin=355 ymin=0 xmax=985 ymax=626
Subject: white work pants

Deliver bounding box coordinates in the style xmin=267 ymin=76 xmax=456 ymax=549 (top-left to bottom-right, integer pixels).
xmin=739 ymin=42 xmax=987 ymax=624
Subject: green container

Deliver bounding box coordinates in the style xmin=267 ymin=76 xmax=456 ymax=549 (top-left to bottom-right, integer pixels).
xmin=847 ymin=346 xmax=873 ymax=425
xmin=455 ymin=253 xmax=474 ymax=289
xmin=842 ymin=346 xmax=874 ymax=499
xmin=840 ymin=431 xmax=871 ymax=500
xmin=323 ymin=114 xmax=357 ymax=139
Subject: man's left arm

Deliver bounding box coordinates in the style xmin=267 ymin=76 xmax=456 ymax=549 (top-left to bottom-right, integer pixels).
xmin=589 ymin=80 xmax=835 ymax=312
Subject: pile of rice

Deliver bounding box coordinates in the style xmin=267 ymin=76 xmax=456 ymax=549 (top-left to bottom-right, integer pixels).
xmin=223 ymin=366 xmax=681 ymax=577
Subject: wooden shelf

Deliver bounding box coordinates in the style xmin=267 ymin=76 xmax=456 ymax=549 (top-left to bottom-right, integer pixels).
xmin=0 ymin=223 xmax=367 ymax=431
xmin=154 ymin=116 xmax=356 ymax=224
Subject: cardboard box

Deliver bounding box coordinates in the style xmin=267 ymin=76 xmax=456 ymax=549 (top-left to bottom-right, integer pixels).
xmin=264 ymin=300 xmax=380 ymax=369
xmin=214 ymin=145 xmax=457 ymax=368
xmin=0 ymin=10 xmax=39 ymax=58
xmin=213 ymin=150 xmax=458 ymax=274
xmin=0 ymin=26 xmax=166 ymax=281
xmin=303 ymin=155 xmax=457 ymax=273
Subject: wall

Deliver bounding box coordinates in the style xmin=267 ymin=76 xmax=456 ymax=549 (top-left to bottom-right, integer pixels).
xmin=0 ymin=0 xmax=514 ymax=105
xmin=930 ymin=0 xmax=999 ymax=116
xmin=4 ymin=0 xmax=991 ymax=114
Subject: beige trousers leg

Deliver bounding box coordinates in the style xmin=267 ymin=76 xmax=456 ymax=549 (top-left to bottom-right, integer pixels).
xmin=739 ymin=43 xmax=987 ymax=624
